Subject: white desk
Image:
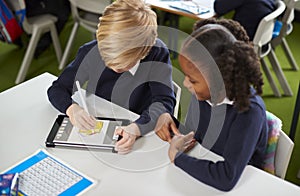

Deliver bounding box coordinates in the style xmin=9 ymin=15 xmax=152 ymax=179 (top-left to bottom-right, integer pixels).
xmin=145 ymin=0 xmax=216 ymax=58
xmin=145 ymin=0 xmax=216 ymax=20
xmin=1 ymin=73 xmax=300 ymax=195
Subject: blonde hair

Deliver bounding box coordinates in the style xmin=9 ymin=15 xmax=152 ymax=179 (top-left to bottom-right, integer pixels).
xmin=96 ymin=0 xmax=158 ymax=70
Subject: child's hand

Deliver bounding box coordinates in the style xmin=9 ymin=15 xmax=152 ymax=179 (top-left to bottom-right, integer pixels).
xmin=66 ymin=103 xmax=96 ymax=130
xmin=168 ymin=132 xmax=196 ymax=162
xmin=114 ymin=123 xmax=141 ymax=154
xmin=155 ymin=113 xmax=180 ymax=142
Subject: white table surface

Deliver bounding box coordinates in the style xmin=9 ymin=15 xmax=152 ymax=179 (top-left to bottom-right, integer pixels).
xmin=1 ymin=72 xmax=300 ymax=195
xmin=145 ymin=0 xmax=216 ymax=20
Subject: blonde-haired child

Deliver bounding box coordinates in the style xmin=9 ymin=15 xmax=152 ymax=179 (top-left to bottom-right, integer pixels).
xmin=48 ymin=0 xmax=176 ymax=154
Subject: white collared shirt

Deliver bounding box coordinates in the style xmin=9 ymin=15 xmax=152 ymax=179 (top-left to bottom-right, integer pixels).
xmin=206 ymin=97 xmax=234 ymax=106
xmin=128 ymin=60 xmax=140 ymax=76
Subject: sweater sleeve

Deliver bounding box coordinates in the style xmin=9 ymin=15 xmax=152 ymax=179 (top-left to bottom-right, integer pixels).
xmin=47 ymin=41 xmax=96 ymax=113
xmin=214 ymin=0 xmax=244 ymax=16
xmin=135 ymin=40 xmax=176 ymax=135
xmin=174 ymin=104 xmax=266 ymax=191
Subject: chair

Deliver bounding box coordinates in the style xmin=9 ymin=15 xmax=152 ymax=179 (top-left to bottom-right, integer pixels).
xmin=275 ymin=129 xmax=294 ymax=178
xmin=252 ymin=0 xmax=293 ymax=97
xmin=290 ymin=81 xmax=300 ymax=141
xmin=271 ymin=0 xmax=299 ymax=71
xmin=58 ymin=0 xmax=112 ymax=70
xmin=265 ymin=111 xmax=294 ymax=179
xmin=9 ymin=0 xmax=62 ymax=84
xmin=172 ymin=81 xmax=181 ymax=118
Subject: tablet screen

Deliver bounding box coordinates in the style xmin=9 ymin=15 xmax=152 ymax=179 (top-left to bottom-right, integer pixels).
xmin=51 ymin=116 xmax=128 ymax=147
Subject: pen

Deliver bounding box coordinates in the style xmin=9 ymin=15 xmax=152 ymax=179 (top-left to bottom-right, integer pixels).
xmin=75 ymin=81 xmax=89 ymax=114
xmin=76 ymin=81 xmax=95 ymax=132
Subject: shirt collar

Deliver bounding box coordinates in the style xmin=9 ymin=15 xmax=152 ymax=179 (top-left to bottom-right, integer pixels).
xmin=206 ymin=97 xmax=234 ymax=106
xmin=128 ymin=60 xmax=140 ymax=76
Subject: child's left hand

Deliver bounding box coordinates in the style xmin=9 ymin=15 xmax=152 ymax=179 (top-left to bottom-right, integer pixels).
xmin=168 ymin=132 xmax=196 ymax=162
xmin=114 ymin=123 xmax=141 ymax=154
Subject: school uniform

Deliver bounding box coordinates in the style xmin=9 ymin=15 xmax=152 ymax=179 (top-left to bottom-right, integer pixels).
xmin=174 ymin=90 xmax=268 ymax=191
xmin=47 ymin=39 xmax=176 ymax=135
xmin=214 ymin=0 xmax=276 ymax=40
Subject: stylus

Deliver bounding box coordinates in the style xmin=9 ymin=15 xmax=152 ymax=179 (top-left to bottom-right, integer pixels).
xmin=75 ymin=81 xmax=89 ymax=114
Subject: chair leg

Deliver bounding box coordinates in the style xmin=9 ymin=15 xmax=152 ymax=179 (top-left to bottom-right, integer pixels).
xmin=268 ymin=50 xmax=293 ymax=96
xmin=15 ymin=28 xmax=42 ymax=84
xmin=290 ymin=82 xmax=300 ymax=142
xmin=59 ymin=22 xmax=80 ymax=70
xmin=168 ymin=14 xmax=179 ymax=59
xmin=49 ymin=23 xmax=62 ymax=63
xmin=281 ymin=38 xmax=299 ymax=71
xmin=260 ymin=58 xmax=281 ymax=97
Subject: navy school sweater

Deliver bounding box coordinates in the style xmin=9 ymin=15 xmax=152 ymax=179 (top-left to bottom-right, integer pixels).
xmin=47 ymin=39 xmax=176 ymax=135
xmin=174 ymin=93 xmax=268 ymax=191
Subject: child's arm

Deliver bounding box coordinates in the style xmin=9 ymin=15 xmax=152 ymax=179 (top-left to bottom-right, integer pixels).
xmin=133 ymin=39 xmax=176 ymax=135
xmin=172 ymin=103 xmax=267 ymax=191
xmin=47 ymin=41 xmax=96 ymax=114
xmin=214 ymin=0 xmax=243 ymax=16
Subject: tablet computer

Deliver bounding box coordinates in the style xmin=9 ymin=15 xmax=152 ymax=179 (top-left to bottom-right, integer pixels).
xmin=45 ymin=115 xmax=130 ymax=152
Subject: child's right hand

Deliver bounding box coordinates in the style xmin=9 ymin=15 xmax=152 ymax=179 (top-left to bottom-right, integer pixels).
xmin=66 ymin=103 xmax=96 ymax=130
xmin=168 ymin=132 xmax=196 ymax=163
xmin=154 ymin=113 xmax=180 ymax=142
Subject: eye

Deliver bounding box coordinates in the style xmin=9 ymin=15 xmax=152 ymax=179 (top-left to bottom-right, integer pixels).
xmin=189 ymin=79 xmax=197 ymax=84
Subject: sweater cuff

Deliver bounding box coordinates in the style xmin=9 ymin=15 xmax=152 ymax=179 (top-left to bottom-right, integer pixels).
xmin=174 ymin=151 xmax=188 ymax=168
xmin=135 ymin=119 xmax=154 ymax=136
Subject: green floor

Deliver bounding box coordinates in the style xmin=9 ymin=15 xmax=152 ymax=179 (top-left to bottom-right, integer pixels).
xmin=0 ymin=16 xmax=300 ymax=186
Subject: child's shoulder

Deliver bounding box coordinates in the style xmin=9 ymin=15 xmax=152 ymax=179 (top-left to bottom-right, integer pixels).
xmin=154 ymin=38 xmax=166 ymax=47
xmin=81 ymin=40 xmax=98 ymax=49
xmin=152 ymin=38 xmax=168 ymax=51
xmin=249 ymin=93 xmax=266 ymax=115
xmin=144 ymin=38 xmax=170 ymax=61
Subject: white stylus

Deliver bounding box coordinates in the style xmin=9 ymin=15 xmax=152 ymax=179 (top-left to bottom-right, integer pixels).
xmin=75 ymin=81 xmax=89 ymax=114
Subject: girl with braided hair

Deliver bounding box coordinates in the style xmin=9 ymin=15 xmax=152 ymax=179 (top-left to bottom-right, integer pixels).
xmin=155 ymin=19 xmax=267 ymax=191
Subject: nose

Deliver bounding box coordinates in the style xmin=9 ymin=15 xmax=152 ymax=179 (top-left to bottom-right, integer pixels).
xmin=183 ymin=76 xmax=191 ymax=88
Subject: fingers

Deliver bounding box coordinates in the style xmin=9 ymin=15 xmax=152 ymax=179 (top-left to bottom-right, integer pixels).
xmin=78 ymin=113 xmax=96 ymax=130
xmin=115 ymin=127 xmax=127 ymax=146
xmin=156 ymin=130 xmax=165 ymax=141
xmin=169 ymin=132 xmax=195 ymax=153
xmin=115 ymin=129 xmax=136 ymax=154
xmin=155 ymin=113 xmax=174 ymax=142
xmin=114 ymin=127 xmax=123 ymax=136
xmin=116 ymin=134 xmax=135 ymax=149
xmin=156 ymin=124 xmax=172 ymax=142
xmin=67 ymin=104 xmax=96 ymax=130
xmin=156 ymin=122 xmax=180 ymax=142
xmin=117 ymin=148 xmax=132 ymax=155
xmin=182 ymin=132 xmax=196 ymax=152
xmin=154 ymin=113 xmax=172 ymax=131
xmin=183 ymin=131 xmax=195 ymax=142
xmin=184 ymin=139 xmax=196 ymax=152
xmin=170 ymin=123 xmax=180 ymax=136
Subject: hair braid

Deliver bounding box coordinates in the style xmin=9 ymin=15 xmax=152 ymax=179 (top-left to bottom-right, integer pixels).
xmin=230 ymin=41 xmax=263 ymax=111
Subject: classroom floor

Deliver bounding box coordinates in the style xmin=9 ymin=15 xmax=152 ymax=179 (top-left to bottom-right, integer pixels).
xmin=0 ymin=16 xmax=300 ymax=186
